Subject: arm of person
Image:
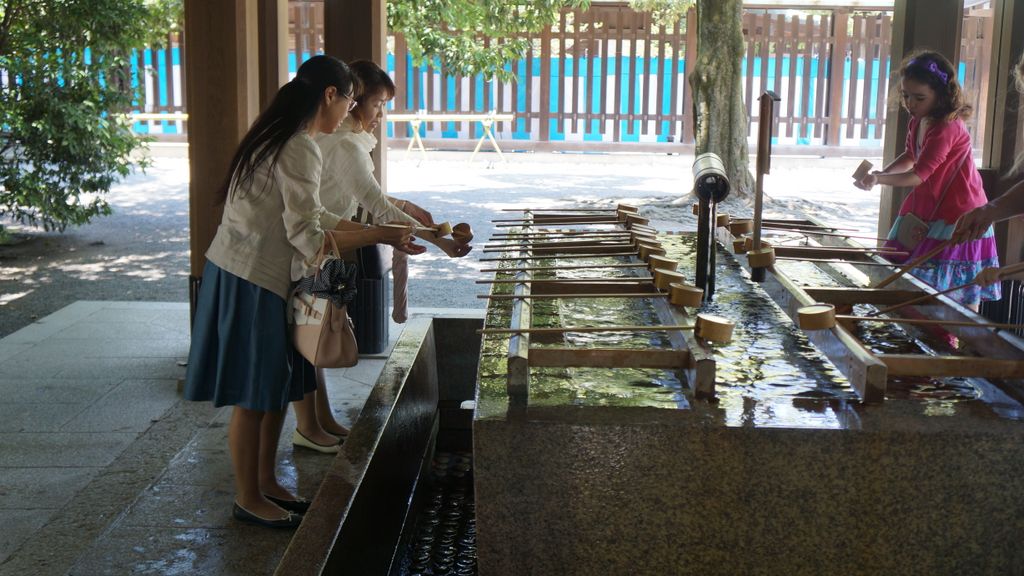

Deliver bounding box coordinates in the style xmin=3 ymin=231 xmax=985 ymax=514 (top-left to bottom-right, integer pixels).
xmin=329 ymin=219 xmax=414 ymax=252
xmin=388 ymin=196 xmax=435 ymax=227
xmin=333 ymin=139 xmax=469 ymax=257
xmin=855 ymin=151 xmax=918 ymax=190
xmin=952 ymin=179 xmax=1024 ymax=243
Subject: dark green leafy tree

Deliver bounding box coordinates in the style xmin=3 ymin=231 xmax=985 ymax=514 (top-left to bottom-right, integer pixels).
xmin=0 ymin=0 xmax=180 ymax=232
xmin=388 ymin=0 xmax=589 ymax=82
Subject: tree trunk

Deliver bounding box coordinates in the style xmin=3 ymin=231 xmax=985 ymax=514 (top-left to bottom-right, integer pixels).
xmin=689 ymin=0 xmax=753 ymax=200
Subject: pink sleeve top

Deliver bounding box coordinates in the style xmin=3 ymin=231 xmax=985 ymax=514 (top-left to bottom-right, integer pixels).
xmin=900 ymin=116 xmax=986 ymax=224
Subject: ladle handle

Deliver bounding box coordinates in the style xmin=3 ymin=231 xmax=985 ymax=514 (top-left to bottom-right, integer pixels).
xmin=478 ymin=324 xmax=695 ymax=334
xmin=839 ymin=315 xmax=1024 ymax=331
xmin=875 ymin=260 xmax=1024 ymax=315
xmin=873 ymin=240 xmax=950 ymax=288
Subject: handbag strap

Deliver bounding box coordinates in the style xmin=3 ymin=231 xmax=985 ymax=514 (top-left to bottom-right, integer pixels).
xmin=305 ymin=231 xmax=342 ymax=277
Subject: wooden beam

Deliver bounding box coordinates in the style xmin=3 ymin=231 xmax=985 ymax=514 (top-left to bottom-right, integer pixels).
xmin=982 ymin=0 xmax=1024 ymax=266
xmin=528 ymin=348 xmax=689 ymax=369
xmin=324 ymin=0 xmax=388 ymax=194
xmin=257 ymin=0 xmax=288 ymax=111
xmin=803 ymin=287 xmax=923 ymax=305
xmin=881 ymin=355 xmax=1024 ymax=379
xmin=184 ymin=0 xmax=260 ymax=314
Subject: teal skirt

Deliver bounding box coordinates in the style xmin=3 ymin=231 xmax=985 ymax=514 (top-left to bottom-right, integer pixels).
xmin=184 ymin=261 xmax=316 ymax=412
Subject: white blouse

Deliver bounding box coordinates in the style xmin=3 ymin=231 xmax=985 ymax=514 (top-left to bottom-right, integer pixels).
xmin=315 ymin=118 xmax=417 ymax=226
xmin=205 ymin=132 xmax=342 ymax=300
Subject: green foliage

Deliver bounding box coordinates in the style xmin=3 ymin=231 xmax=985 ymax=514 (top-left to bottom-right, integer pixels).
xmin=0 ymin=0 xmax=180 ymax=232
xmin=388 ymin=0 xmax=589 ymax=82
xmin=629 ymin=0 xmax=692 ymax=27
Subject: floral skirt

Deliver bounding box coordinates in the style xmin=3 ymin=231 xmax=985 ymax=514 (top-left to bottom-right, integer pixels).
xmin=884 ymin=216 xmax=1001 ymax=306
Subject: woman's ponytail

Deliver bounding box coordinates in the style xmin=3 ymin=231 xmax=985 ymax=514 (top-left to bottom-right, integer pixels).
xmin=217 ymin=55 xmax=353 ymax=204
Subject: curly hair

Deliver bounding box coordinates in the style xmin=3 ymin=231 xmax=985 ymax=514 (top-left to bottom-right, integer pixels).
xmin=895 ymin=50 xmax=972 ymax=122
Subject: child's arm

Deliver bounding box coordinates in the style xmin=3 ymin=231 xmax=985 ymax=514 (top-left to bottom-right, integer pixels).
xmin=855 ymin=151 xmax=917 ymax=190
xmin=878 ymin=151 xmax=915 ymax=175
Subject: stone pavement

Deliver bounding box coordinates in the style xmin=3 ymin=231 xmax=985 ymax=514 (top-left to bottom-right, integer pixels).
xmin=0 ymin=301 xmax=476 ymax=576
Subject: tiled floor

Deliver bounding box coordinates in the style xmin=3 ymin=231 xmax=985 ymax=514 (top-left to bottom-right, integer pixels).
xmin=0 ymin=301 xmax=469 ymax=576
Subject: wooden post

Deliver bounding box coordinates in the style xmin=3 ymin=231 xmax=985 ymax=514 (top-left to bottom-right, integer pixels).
xmin=324 ymin=0 xmax=388 ymax=192
xmin=682 ymin=6 xmax=697 ymax=143
xmin=539 ymin=25 xmax=552 ymax=142
xmin=877 ymin=0 xmax=965 ymax=242
xmin=184 ymin=0 xmax=261 ymax=317
xmin=982 ymin=0 xmax=1024 ymax=265
xmin=825 ymin=9 xmax=848 ymax=147
xmin=257 ymin=0 xmax=288 ymax=112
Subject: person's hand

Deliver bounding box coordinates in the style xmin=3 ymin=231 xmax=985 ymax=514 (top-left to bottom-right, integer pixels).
xmin=395 ymin=238 xmax=427 ymax=255
xmin=973 ymin=266 xmax=1002 ymax=288
xmin=400 ymin=200 xmax=435 ymax=226
xmin=952 ymin=204 xmax=996 ymax=244
xmin=854 ymin=172 xmax=879 ymax=190
xmin=433 ymin=237 xmax=472 ymax=258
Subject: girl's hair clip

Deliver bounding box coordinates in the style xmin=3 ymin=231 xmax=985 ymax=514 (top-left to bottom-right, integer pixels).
xmin=909 ymin=58 xmax=950 ymax=85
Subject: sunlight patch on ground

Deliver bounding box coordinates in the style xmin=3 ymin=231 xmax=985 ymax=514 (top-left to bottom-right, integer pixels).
xmin=60 ymin=252 xmax=184 ymax=281
xmin=0 ymin=290 xmax=32 ymax=306
xmin=0 ymin=264 xmax=40 ymax=281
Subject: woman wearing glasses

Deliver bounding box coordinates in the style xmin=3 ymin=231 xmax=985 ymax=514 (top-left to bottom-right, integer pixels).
xmin=183 ymin=55 xmax=413 ymax=528
xmin=289 ymin=60 xmax=472 ymax=447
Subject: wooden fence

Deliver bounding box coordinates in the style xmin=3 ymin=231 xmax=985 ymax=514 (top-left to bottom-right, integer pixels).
xmin=132 ymin=1 xmax=992 ymax=151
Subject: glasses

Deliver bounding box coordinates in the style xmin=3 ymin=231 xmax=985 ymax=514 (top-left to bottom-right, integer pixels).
xmin=343 ymin=93 xmax=358 ymax=111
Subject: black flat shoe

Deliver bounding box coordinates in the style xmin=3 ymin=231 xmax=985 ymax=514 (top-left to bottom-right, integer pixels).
xmin=232 ymin=503 xmax=302 ymax=529
xmin=264 ymin=494 xmax=311 ymax=514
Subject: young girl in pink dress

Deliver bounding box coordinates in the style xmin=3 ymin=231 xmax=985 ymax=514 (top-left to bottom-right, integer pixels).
xmin=856 ymin=50 xmax=1000 ymax=310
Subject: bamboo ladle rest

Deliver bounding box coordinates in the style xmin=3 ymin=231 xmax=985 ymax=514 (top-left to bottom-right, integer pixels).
xmin=482 ymin=234 xmax=656 ymax=251
xmin=796 ymin=303 xmax=1024 ymax=332
xmin=477 ymin=312 xmax=734 ymax=343
xmin=479 ymin=287 xmax=700 ymax=308
xmin=478 ymin=251 xmax=640 ymax=262
xmin=480 ymin=263 xmax=649 ymax=273
xmin=499 ymin=204 xmax=639 ymax=213
xmin=483 ymin=255 xmax=673 ymax=274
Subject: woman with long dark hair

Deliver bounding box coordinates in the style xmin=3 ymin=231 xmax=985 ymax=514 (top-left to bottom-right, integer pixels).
xmin=183 ymin=55 xmax=413 ymax=528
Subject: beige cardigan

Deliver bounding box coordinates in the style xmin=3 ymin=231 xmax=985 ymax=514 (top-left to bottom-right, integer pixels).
xmin=205 ymin=132 xmax=342 ymax=300
xmin=315 ymin=118 xmax=417 ymax=226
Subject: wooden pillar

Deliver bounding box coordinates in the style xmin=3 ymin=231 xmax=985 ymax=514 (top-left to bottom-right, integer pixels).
xmin=983 ymin=0 xmax=1024 ymax=264
xmin=258 ymin=0 xmax=289 ymax=111
xmin=184 ymin=0 xmax=261 ymax=311
xmin=877 ymin=0 xmax=964 ymax=239
xmin=324 ymin=0 xmax=389 ymax=194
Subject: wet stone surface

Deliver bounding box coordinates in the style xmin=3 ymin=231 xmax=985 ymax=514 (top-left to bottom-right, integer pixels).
xmin=476 ymin=232 xmax=1024 ymax=426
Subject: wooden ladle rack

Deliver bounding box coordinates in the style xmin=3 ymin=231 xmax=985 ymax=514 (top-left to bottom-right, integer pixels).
xmin=484 ymin=207 xmax=729 ymax=401
xmin=718 ymin=215 xmax=1024 ymax=403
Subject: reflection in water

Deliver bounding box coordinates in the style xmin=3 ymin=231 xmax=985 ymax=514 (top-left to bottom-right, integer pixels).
xmin=394 ymin=451 xmax=476 ymax=576
xmin=477 ymin=233 xmax=1024 ymax=427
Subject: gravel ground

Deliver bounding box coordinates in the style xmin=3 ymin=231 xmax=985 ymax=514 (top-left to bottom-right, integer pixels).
xmin=0 ymin=146 xmax=878 ymax=338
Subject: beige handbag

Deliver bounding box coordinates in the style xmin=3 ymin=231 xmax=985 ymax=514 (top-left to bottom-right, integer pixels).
xmin=291 ymin=234 xmax=359 ymax=368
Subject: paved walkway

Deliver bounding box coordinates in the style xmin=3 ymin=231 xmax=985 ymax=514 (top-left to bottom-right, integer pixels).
xmin=0 ymin=301 xmax=476 ymax=576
